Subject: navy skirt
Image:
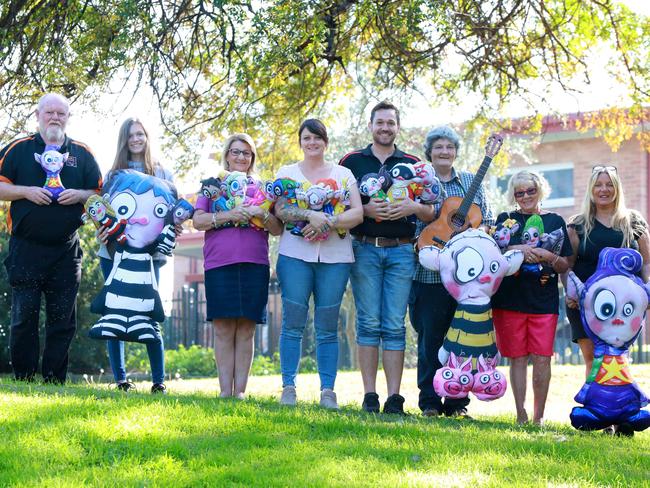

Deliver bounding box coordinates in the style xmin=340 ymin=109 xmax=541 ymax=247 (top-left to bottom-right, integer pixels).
xmin=205 ymin=263 xmax=270 ymax=323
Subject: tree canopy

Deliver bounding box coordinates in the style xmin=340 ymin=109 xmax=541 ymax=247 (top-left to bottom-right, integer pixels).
xmin=1 ymin=0 xmax=648 ymax=171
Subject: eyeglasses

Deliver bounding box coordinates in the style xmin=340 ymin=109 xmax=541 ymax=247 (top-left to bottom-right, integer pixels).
xmin=229 ymin=148 xmax=253 ymax=159
xmin=592 ymin=165 xmax=616 ymax=173
xmin=514 ymin=187 xmax=538 ymax=199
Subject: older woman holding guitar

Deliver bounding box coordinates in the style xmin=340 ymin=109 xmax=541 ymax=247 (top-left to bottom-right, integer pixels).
xmin=409 ymin=126 xmax=496 ymax=418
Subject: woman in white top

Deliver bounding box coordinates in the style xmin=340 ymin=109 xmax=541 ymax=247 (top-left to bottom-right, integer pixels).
xmin=274 ymin=119 xmax=363 ymax=409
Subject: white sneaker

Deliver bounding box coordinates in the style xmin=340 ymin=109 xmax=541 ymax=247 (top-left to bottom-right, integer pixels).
xmin=280 ymin=386 xmax=297 ymax=406
xmin=320 ymin=388 xmax=339 ymax=410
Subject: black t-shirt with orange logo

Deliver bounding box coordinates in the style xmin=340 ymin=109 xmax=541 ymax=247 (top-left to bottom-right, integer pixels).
xmin=0 ymin=132 xmax=102 ymax=244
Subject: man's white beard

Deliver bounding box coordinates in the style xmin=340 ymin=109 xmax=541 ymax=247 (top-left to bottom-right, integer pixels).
xmin=44 ymin=125 xmax=64 ymax=144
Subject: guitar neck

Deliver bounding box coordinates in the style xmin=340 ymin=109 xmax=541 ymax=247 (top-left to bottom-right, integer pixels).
xmin=457 ymin=155 xmax=492 ymax=217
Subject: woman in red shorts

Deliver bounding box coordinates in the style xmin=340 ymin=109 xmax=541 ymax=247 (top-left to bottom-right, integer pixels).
xmin=491 ymin=170 xmax=573 ymax=425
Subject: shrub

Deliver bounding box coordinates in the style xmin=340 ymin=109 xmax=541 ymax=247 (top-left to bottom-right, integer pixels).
xmin=250 ymin=352 xmax=281 ymax=376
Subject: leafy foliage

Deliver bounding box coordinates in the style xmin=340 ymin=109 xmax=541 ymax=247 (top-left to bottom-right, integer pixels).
xmin=1 ymin=1 xmax=648 ymax=172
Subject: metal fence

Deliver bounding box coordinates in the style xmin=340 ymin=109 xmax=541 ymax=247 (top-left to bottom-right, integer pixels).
xmin=164 ymin=281 xmax=650 ymax=365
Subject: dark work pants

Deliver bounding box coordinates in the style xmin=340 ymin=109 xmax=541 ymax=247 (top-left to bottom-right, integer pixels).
xmin=5 ymin=235 xmax=82 ymax=383
xmin=409 ymin=281 xmax=470 ymax=414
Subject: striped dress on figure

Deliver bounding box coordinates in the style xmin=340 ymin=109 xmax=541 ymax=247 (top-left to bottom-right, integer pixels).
xmin=89 ymin=245 xmax=165 ymax=344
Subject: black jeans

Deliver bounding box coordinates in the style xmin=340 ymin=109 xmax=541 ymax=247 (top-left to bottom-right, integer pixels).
xmin=5 ymin=235 xmax=82 ymax=383
xmin=409 ymin=281 xmax=470 ymax=414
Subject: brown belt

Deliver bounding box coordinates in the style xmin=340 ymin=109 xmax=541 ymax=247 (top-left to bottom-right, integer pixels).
xmin=352 ymin=234 xmax=414 ymax=248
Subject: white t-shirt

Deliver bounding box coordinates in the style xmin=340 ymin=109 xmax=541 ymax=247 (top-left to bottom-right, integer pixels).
xmin=277 ymin=163 xmax=356 ymax=264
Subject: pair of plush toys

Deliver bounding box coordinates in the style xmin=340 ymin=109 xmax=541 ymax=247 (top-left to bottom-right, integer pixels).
xmin=85 ymin=170 xmax=194 ymax=344
xmin=358 ymin=162 xmax=443 ymax=221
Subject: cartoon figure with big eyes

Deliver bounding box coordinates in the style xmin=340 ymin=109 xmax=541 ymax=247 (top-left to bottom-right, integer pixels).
xmin=89 ymin=170 xmax=177 ymax=345
xmin=34 ymin=149 xmax=68 ymax=200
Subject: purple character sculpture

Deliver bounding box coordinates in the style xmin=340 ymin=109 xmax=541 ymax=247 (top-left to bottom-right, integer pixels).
xmin=566 ymin=247 xmax=650 ymax=435
xmin=419 ymin=228 xmax=523 ymax=401
xmin=34 ymin=149 xmax=67 ymax=200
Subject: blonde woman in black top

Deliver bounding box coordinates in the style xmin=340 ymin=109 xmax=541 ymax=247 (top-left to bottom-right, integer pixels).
xmin=565 ymin=165 xmax=650 ymax=376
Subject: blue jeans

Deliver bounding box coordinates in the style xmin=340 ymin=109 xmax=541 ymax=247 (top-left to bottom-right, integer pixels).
xmin=276 ymin=254 xmax=351 ymax=390
xmin=100 ymin=257 xmax=165 ymax=384
xmin=350 ymin=241 xmax=415 ymax=351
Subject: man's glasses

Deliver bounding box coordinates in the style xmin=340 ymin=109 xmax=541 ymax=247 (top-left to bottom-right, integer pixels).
xmin=229 ymin=148 xmax=253 ymax=159
xmin=514 ymin=187 xmax=538 ymax=199
xmin=592 ymin=165 xmax=616 ymax=173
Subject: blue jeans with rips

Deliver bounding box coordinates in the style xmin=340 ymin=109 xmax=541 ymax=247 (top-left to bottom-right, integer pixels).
xmin=100 ymin=257 xmax=165 ymax=384
xmin=350 ymin=240 xmax=415 ymax=351
xmin=276 ymin=254 xmax=351 ymax=390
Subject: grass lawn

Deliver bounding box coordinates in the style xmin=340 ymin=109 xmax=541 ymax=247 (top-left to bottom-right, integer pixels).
xmin=1 ymin=365 xmax=649 ymax=487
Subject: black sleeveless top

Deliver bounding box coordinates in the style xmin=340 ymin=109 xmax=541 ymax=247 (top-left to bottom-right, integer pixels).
xmin=569 ymin=219 xmax=640 ymax=282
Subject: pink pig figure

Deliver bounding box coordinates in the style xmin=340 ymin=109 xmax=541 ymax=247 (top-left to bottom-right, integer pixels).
xmin=433 ymin=352 xmax=474 ymax=399
xmin=472 ymin=354 xmax=507 ymax=401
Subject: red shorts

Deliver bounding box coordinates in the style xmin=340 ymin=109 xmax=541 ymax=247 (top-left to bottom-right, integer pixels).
xmin=493 ymin=309 xmax=558 ymax=358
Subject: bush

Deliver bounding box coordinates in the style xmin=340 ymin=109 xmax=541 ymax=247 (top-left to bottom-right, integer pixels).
xmin=125 ymin=344 xmax=216 ymax=378
xmin=250 ymin=352 xmax=281 ymax=376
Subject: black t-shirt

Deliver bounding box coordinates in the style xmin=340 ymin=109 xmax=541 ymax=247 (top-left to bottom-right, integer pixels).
xmin=339 ymin=144 xmax=420 ymax=238
xmin=0 ymin=133 xmax=102 ymax=244
xmin=570 ymin=218 xmax=642 ymax=282
xmin=491 ymin=211 xmax=573 ymax=314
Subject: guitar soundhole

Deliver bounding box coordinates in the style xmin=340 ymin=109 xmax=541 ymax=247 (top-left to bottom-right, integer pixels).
xmin=450 ymin=212 xmax=466 ymax=229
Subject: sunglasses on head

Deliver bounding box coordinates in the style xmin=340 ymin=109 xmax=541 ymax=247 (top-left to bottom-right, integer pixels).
xmin=514 ymin=187 xmax=538 ymax=199
xmin=592 ymin=165 xmax=617 ymax=173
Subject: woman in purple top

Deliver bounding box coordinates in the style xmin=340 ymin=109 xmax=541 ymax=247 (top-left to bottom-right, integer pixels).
xmin=192 ymin=133 xmax=282 ymax=398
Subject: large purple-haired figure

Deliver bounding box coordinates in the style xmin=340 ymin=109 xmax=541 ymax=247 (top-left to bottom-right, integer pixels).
xmin=566 ymin=247 xmax=650 ymax=434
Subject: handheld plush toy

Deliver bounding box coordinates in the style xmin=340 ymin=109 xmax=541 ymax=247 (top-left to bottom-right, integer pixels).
xmin=84 ymin=194 xmax=127 ymax=245
xmin=89 ymin=170 xmax=177 ymax=344
xmin=413 ymin=162 xmax=443 ymax=204
xmin=566 ymin=248 xmax=650 ymax=434
xmin=489 ymin=218 xmax=520 ymax=250
xmin=419 ymin=228 xmax=523 ymax=401
xmin=521 ymin=215 xmax=565 ymax=283
xmin=34 ymin=150 xmax=67 ymax=200
xmin=386 ymin=162 xmax=418 ymax=202
xmin=157 ymin=198 xmax=195 ymax=256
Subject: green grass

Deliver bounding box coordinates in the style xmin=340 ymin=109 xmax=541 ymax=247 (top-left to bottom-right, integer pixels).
xmin=1 ymin=366 xmax=649 ymax=487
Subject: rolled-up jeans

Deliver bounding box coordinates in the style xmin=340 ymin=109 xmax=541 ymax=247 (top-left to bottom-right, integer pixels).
xmin=276 ymin=254 xmax=351 ymax=390
xmin=350 ymin=240 xmax=415 ymax=351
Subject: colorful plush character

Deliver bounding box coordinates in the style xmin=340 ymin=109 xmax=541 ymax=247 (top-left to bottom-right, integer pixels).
xmin=472 ymin=354 xmax=508 ymax=401
xmin=358 ymin=173 xmax=388 ymax=201
xmin=521 ymin=215 xmax=564 ymax=283
xmin=433 ymin=351 xmax=474 ymax=399
xmin=89 ymin=170 xmax=177 ymax=344
xmin=223 ymin=171 xmax=249 ymax=209
xmin=566 ymin=248 xmax=650 ymax=434
xmin=34 ymin=149 xmax=67 ymax=200
xmin=157 ymin=198 xmax=195 ymax=256
xmin=489 ymin=218 xmax=521 ymax=250
xmin=413 ymin=162 xmax=443 ymax=204
xmin=419 ymin=228 xmax=524 ymax=401
xmin=385 ymin=162 xmax=417 ymax=202
xmin=271 ymin=177 xmax=307 ymax=235
xmin=200 ymin=176 xmax=228 ymax=212
xmin=84 ymin=194 xmax=127 ymax=245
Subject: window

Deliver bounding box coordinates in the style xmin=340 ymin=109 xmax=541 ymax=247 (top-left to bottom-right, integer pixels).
xmin=494 ymin=162 xmax=574 ymax=208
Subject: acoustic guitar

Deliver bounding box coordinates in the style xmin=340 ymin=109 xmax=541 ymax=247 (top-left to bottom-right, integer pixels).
xmin=417 ymin=134 xmax=504 ymax=250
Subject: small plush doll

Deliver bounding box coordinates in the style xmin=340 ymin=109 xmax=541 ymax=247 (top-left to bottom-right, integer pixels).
xmin=200 ymin=176 xmax=228 ymax=212
xmin=385 ymin=162 xmax=418 ymax=202
xmin=157 ymin=198 xmax=195 ymax=256
xmin=89 ymin=170 xmax=178 ymax=344
xmin=521 ymin=215 xmax=565 ymax=283
xmin=419 ymin=228 xmax=523 ymax=401
xmin=84 ymin=194 xmax=127 ymax=245
xmin=413 ymin=162 xmax=443 ymax=204
xmin=489 ymin=218 xmax=521 ymax=250
xmin=34 ymin=150 xmax=67 ymax=200
xmin=566 ymin=248 xmax=650 ymax=434
xmin=271 ymin=177 xmax=308 ymax=235
xmin=359 ymin=173 xmax=390 ymax=223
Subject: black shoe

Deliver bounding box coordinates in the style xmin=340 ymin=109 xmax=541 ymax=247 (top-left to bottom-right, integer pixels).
xmin=362 ymin=392 xmax=380 ymax=413
xmin=422 ymin=408 xmax=441 ymax=417
xmin=614 ymin=423 xmax=635 ymax=437
xmin=151 ymin=383 xmax=168 ymax=395
xmin=447 ymin=408 xmax=472 ymax=419
xmin=116 ymin=380 xmax=136 ymax=392
xmin=383 ymin=394 xmax=406 ymax=415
